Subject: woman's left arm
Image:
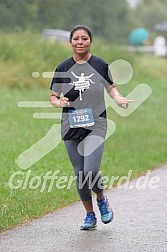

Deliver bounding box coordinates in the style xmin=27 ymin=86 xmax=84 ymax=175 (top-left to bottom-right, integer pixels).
xmin=107 ymin=84 xmax=134 ymax=109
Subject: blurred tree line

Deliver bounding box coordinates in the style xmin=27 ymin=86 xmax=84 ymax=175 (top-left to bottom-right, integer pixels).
xmin=130 ymin=0 xmax=167 ymax=32
xmin=0 ymin=0 xmax=166 ymax=43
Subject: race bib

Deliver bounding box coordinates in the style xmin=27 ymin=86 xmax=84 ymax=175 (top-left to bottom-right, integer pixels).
xmin=68 ymin=107 xmax=94 ymax=128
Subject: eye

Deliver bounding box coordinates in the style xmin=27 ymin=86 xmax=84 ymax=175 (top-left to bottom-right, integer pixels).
xmin=83 ymin=37 xmax=89 ymax=40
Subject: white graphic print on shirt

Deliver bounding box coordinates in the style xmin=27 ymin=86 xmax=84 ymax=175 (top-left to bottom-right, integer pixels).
xmin=70 ymin=71 xmax=94 ymax=100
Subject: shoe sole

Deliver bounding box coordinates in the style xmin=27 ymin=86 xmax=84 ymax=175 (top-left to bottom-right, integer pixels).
xmin=80 ymin=226 xmax=97 ymax=230
xmin=80 ymin=224 xmax=97 ymax=230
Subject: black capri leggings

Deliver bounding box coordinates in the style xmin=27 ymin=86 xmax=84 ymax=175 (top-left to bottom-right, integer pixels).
xmin=64 ymin=135 xmax=104 ymax=201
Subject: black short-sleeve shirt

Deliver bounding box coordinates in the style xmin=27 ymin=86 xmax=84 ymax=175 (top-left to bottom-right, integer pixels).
xmin=50 ymin=55 xmax=113 ymax=140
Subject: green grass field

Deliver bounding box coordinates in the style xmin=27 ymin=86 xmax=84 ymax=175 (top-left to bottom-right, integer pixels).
xmin=0 ymin=32 xmax=167 ymax=232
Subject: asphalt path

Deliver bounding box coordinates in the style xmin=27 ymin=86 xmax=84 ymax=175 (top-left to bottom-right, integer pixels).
xmin=0 ymin=164 xmax=167 ymax=252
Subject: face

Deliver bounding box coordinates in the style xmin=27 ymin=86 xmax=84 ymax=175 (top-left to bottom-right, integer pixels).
xmin=71 ymin=29 xmax=91 ymax=55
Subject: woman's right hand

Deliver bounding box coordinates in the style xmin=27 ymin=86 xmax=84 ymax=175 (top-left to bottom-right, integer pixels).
xmin=59 ymin=96 xmax=70 ymax=107
xmin=49 ymin=91 xmax=70 ymax=108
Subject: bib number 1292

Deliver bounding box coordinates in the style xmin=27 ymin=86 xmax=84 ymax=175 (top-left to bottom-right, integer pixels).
xmin=73 ymin=114 xmax=89 ymax=123
xmin=68 ymin=107 xmax=94 ymax=128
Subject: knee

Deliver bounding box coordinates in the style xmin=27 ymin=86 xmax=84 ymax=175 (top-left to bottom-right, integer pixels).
xmin=84 ymin=170 xmax=101 ymax=181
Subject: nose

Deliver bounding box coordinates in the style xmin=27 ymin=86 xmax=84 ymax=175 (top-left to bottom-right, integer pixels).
xmin=78 ymin=38 xmax=83 ymax=44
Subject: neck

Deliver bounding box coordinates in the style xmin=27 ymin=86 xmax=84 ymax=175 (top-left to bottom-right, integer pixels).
xmin=73 ymin=52 xmax=91 ymax=62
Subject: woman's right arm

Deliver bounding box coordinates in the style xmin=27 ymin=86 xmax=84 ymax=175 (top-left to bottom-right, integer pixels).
xmin=49 ymin=91 xmax=69 ymax=108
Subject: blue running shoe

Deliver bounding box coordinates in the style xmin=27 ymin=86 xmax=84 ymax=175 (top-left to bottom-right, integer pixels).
xmin=80 ymin=212 xmax=97 ymax=230
xmin=97 ymin=196 xmax=114 ymax=224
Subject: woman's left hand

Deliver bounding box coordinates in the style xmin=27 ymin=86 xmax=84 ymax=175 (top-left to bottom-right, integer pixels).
xmin=113 ymin=95 xmax=134 ymax=109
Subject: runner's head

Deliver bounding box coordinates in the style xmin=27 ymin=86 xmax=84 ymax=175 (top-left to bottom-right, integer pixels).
xmin=69 ymin=25 xmax=93 ymax=43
